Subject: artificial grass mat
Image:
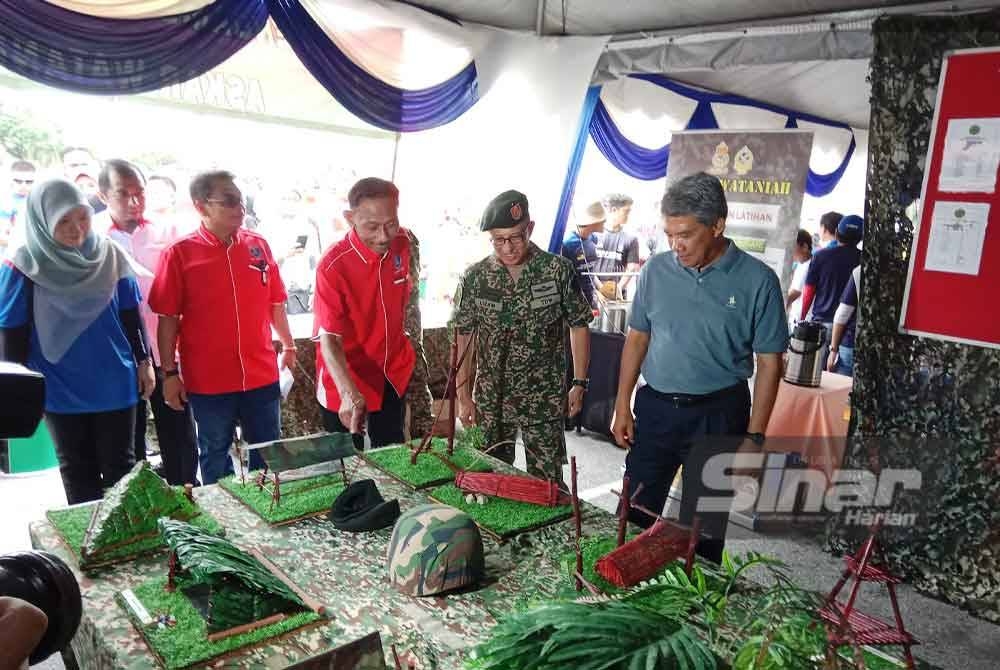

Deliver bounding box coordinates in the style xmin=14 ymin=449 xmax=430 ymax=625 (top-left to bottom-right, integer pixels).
xmin=119 ymin=576 xmax=321 ymax=669
xmin=364 ymin=438 xmax=493 ymax=488
xmin=217 ymin=471 xmax=346 ymax=524
xmin=429 ymin=483 xmax=572 ymax=539
xmin=46 ymin=492 xmax=223 ymax=568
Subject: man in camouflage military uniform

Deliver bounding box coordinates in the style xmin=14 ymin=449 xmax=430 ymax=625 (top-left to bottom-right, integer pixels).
xmin=452 ymin=190 xmax=592 ymax=481
xmin=403 ymin=229 xmax=435 ymax=439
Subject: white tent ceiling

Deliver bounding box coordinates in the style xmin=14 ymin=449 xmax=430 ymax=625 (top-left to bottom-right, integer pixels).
xmin=408 ymin=0 xmax=912 ymax=36
xmin=407 ymin=0 xmax=997 ymax=128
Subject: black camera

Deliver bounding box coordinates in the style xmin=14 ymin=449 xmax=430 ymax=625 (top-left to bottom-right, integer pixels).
xmin=0 ymin=362 xmax=82 ymax=665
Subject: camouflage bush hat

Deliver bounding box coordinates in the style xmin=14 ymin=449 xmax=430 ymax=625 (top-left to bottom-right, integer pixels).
xmin=386 ymin=504 xmax=485 ymax=596
xmin=480 ymin=190 xmax=529 ymax=231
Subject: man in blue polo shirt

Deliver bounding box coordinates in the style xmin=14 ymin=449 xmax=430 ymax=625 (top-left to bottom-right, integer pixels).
xmin=800 ymin=214 xmax=862 ymax=364
xmin=611 ymin=172 xmax=787 ymax=563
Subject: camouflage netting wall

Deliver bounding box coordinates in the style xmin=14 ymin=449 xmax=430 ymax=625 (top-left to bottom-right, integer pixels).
xmin=827 ymin=13 xmax=1000 ymax=623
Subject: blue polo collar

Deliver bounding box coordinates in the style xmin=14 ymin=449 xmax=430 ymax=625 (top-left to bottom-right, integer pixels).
xmin=673 ymin=239 xmax=739 ymax=274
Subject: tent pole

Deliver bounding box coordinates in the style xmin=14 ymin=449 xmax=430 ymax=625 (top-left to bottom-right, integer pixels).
xmin=535 ymin=0 xmax=546 ymax=36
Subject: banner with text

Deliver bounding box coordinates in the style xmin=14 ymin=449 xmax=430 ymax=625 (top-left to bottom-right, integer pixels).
xmin=665 ymin=130 xmax=814 ymax=291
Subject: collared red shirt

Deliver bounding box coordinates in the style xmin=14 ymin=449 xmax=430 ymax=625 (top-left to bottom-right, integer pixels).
xmin=148 ymin=225 xmax=287 ymax=395
xmin=313 ymin=227 xmax=415 ymax=412
xmin=629 ymin=239 xmax=788 ymax=395
xmin=101 ymin=211 xmax=183 ymax=366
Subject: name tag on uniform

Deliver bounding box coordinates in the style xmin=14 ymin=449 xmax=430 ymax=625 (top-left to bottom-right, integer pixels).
xmin=530 ymin=294 xmax=560 ymax=309
xmin=530 ymin=281 xmax=558 ymax=298
xmin=475 ymin=297 xmax=503 ymax=312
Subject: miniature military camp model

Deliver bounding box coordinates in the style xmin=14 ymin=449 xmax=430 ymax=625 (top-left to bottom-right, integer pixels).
xmin=363 ymin=333 xmax=494 ymax=489
xmin=119 ymin=519 xmax=326 ymax=669
xmin=218 ymin=432 xmax=357 ymax=525
xmin=45 ymin=460 xmax=222 ymax=570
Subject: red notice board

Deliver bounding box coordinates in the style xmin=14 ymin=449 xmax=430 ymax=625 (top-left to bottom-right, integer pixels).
xmin=900 ymin=47 xmax=1000 ymax=348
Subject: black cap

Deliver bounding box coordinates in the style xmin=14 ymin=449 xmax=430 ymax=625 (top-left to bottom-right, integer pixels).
xmin=480 ymin=190 xmax=529 ymax=231
xmin=329 ymin=479 xmax=401 ymax=532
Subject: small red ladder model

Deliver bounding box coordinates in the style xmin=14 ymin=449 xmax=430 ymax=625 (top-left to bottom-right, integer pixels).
xmin=818 ymin=516 xmax=918 ymax=669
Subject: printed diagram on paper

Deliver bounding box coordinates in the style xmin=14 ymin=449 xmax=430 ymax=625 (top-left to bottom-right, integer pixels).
xmin=924 ymin=201 xmax=990 ymax=275
xmin=938 ymin=118 xmax=1000 ymax=193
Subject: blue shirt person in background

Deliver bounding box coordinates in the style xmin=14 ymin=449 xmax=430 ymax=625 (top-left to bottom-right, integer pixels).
xmin=560 ymin=200 xmax=605 ymax=311
xmin=801 ymin=214 xmax=863 ymax=364
xmin=611 ymin=172 xmax=787 ymax=564
xmin=827 ymin=265 xmax=861 ymax=376
xmin=0 ymin=179 xmax=154 ymax=504
xmin=818 ymin=210 xmax=842 ymax=250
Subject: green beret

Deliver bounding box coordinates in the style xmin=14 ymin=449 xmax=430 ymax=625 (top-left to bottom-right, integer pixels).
xmin=480 ymin=190 xmax=530 ymax=231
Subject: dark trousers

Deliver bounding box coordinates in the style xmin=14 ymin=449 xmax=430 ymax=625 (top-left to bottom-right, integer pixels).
xmin=45 ymin=406 xmax=136 ymax=505
xmin=623 ymin=382 xmax=751 ymax=563
xmin=187 ymin=382 xmax=279 ymax=485
xmin=322 ymin=379 xmax=406 ymax=450
xmin=134 ymin=369 xmax=200 ymax=485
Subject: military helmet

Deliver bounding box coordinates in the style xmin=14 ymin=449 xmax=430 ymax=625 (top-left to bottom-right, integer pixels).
xmin=386 ymin=504 xmax=484 ymax=596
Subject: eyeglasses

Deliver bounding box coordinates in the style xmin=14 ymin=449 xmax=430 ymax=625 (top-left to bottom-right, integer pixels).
xmin=112 ymin=189 xmax=145 ymax=203
xmin=12 ymin=178 xmax=33 ymax=185
xmin=205 ymin=195 xmax=245 ymax=209
xmin=490 ymin=232 xmax=527 ymax=248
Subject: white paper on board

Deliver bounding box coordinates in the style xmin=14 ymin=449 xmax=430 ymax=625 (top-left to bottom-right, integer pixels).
xmin=938 ymin=118 xmax=1000 ymax=193
xmin=924 ymin=201 xmax=990 ymax=275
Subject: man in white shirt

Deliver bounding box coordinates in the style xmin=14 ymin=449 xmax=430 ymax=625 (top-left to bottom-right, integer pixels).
xmin=99 ymin=159 xmax=198 ymax=485
xmin=786 ymin=229 xmax=813 ymax=331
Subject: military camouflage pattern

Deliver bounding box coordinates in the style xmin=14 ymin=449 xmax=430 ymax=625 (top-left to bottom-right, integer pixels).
xmin=30 ymin=455 xmax=620 ymax=669
xmin=387 ymin=504 xmax=485 ymax=597
xmin=404 ymin=229 xmax=435 ymax=439
xmin=451 ymin=242 xmax=593 ymax=479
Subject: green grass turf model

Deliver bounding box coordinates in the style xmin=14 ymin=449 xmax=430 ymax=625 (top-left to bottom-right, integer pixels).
xmin=217 ymin=471 xmax=347 ymax=526
xmin=428 ymin=482 xmax=572 ymax=540
xmin=46 ymin=461 xmax=223 ymax=570
xmin=118 ymin=520 xmax=322 ymax=669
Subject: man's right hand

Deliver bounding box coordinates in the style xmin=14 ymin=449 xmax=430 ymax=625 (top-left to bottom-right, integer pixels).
xmin=611 ymin=405 xmax=634 ymax=450
xmin=339 ymin=392 xmax=367 ymax=434
xmin=163 ymin=375 xmax=187 ymax=411
xmin=457 ymin=394 xmax=477 ymax=427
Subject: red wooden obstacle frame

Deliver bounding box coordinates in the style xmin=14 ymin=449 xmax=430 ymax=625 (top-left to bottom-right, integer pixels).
xmin=593 ymin=478 xmax=701 ymax=587
xmin=818 ymin=517 xmax=918 ymax=669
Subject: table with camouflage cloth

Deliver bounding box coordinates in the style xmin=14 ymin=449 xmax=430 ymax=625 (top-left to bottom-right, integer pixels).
xmin=30 ymin=457 xmax=619 ymax=669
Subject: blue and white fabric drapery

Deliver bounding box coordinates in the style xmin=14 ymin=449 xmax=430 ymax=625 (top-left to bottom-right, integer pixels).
xmin=267 ymin=0 xmax=478 ymax=132
xmin=0 ymin=0 xmax=480 ymax=132
xmin=549 ymin=74 xmax=857 ymax=252
xmin=0 ymin=0 xmax=267 ymax=94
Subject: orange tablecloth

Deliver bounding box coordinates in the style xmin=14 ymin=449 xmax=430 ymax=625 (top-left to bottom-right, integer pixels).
xmin=765 ymin=372 xmax=853 ymax=478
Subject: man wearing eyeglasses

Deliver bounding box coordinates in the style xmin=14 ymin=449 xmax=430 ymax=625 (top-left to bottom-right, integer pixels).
xmin=1 ymin=160 xmax=36 ymax=259
xmin=452 ymin=190 xmax=592 ymax=482
xmin=97 ymin=159 xmax=198 ymax=486
xmin=149 ymin=170 xmax=297 ymax=484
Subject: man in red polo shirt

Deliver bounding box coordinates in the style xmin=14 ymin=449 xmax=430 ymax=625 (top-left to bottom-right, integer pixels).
xmin=99 ymin=159 xmax=198 ymax=486
xmin=148 ymin=170 xmax=297 ymax=484
xmin=313 ymin=177 xmax=415 ymax=448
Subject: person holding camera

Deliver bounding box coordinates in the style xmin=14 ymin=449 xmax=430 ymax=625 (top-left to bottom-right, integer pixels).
xmin=0 ymin=179 xmax=154 ymax=504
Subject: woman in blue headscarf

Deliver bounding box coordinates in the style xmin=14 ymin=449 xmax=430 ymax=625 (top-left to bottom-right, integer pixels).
xmin=0 ymin=179 xmax=155 ymax=504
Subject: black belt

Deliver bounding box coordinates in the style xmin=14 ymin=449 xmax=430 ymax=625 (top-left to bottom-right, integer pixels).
xmin=644 ymin=382 xmax=746 ymax=407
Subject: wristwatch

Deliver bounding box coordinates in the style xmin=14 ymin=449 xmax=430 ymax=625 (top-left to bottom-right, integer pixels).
xmin=571 ymin=378 xmax=590 ymax=391
xmin=160 ymin=367 xmax=180 ymax=380
xmin=746 ymin=432 xmax=766 ymax=447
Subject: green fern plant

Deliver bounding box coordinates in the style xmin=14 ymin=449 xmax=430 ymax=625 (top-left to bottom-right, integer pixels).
xmin=467 ymin=597 xmax=719 ymax=670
